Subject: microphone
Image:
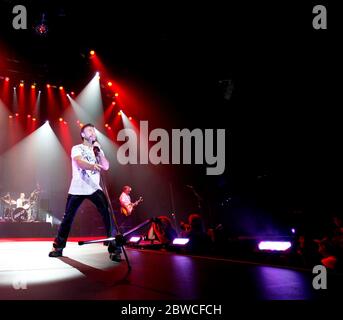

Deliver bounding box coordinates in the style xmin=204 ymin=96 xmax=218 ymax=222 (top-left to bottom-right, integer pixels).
xmin=92 ymin=140 xmax=100 ymax=156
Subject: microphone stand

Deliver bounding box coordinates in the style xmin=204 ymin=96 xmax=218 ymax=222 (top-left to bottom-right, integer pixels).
xmin=79 ymin=146 xmax=154 ymax=271
xmin=93 ymin=147 xmax=132 ymax=269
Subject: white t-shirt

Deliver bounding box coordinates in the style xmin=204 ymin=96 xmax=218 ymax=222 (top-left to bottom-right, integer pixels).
xmin=16 ymin=198 xmax=24 ymax=208
xmin=119 ymin=192 xmax=131 ymax=207
xmin=68 ymin=144 xmax=105 ymax=195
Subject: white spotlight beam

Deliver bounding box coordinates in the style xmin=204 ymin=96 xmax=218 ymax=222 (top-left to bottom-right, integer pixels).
xmin=74 ymin=74 xmax=104 ymax=124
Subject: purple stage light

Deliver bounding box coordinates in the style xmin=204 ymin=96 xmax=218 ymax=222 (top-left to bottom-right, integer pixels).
xmin=258 ymin=241 xmax=292 ymax=251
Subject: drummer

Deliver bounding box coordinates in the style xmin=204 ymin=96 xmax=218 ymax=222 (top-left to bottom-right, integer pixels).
xmin=16 ymin=193 xmax=28 ymax=208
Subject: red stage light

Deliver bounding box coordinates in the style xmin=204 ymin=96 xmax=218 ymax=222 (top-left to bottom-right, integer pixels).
xmin=27 ymin=114 xmax=31 ymax=118
xmin=90 ymin=50 xmax=95 ymax=56
xmin=32 ymin=118 xmax=36 ymax=121
xmin=64 ymin=121 xmax=67 ymax=125
xmin=59 ymin=86 xmax=64 ymax=91
xmin=71 ymin=92 xmax=75 ymax=96
xmin=118 ymin=111 xmax=122 ymax=116
xmin=107 ymin=81 xmax=113 ymax=87
xmin=31 ymin=84 xmax=36 ymax=89
xmin=108 ymin=127 xmax=112 ymax=130
xmin=15 ymin=113 xmax=19 ymax=117
xmin=105 ymin=123 xmax=109 ymax=127
xmin=76 ymin=120 xmax=80 ymax=124
xmin=129 ymin=117 xmax=132 ymax=121
xmin=112 ymin=101 xmax=116 ymax=105
xmin=19 ymin=83 xmax=24 ymax=88
xmin=46 ymin=84 xmax=51 ymax=88
xmin=9 ymin=115 xmax=13 ymax=119
xmin=5 ymin=77 xmax=10 ymax=82
xmin=59 ymin=117 xmax=63 ymax=122
xmin=114 ymin=92 xmax=119 ymax=97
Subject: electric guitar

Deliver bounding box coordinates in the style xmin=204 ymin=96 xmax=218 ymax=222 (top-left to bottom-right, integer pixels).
xmin=120 ymin=197 xmax=143 ymax=216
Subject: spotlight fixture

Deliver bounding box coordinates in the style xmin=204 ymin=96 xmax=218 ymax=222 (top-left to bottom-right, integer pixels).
xmin=35 ymin=23 xmax=48 ymax=36
xmin=5 ymin=77 xmax=10 ymax=82
xmin=129 ymin=117 xmax=132 ymax=121
xmin=90 ymin=50 xmax=95 ymax=56
xmin=46 ymin=84 xmax=51 ymax=88
xmin=59 ymin=86 xmax=64 ymax=91
xmin=114 ymin=92 xmax=119 ymax=97
xmin=35 ymin=13 xmax=48 ymax=36
xmin=107 ymin=81 xmax=113 ymax=87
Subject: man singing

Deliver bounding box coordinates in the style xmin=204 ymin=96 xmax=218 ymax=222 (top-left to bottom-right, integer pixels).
xmin=49 ymin=123 xmax=122 ymax=262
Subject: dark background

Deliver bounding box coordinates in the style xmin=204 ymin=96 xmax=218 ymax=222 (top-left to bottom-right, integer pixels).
xmin=0 ymin=1 xmax=339 ymax=237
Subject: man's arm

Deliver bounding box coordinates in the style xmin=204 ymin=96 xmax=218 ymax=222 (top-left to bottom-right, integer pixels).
xmin=93 ymin=142 xmax=109 ymax=170
xmin=96 ymin=151 xmax=109 ymax=171
xmin=73 ymin=156 xmax=103 ymax=171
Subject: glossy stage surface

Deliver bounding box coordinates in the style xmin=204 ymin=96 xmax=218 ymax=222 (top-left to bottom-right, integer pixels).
xmin=0 ymin=238 xmax=340 ymax=300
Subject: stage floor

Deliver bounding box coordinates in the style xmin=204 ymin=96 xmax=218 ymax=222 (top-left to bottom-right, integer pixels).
xmin=0 ymin=238 xmax=340 ymax=300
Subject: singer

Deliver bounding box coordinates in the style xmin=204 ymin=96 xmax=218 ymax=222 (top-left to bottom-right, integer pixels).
xmin=49 ymin=123 xmax=122 ymax=261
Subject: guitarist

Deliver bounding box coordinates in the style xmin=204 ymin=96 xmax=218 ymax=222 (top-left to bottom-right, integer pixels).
xmin=119 ymin=185 xmax=142 ymax=229
xmin=119 ymin=186 xmax=132 ymax=215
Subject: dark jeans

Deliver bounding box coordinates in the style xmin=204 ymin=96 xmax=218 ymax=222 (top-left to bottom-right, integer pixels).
xmin=53 ymin=189 xmax=116 ymax=249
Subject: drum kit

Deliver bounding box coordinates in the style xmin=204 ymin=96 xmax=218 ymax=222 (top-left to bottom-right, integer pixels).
xmin=0 ymin=189 xmax=40 ymax=222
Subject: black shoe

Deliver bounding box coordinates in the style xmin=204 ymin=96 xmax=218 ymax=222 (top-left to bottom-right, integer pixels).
xmin=108 ymin=240 xmax=122 ymax=262
xmin=49 ymin=247 xmax=63 ymax=257
xmin=108 ymin=240 xmax=122 ymax=254
xmin=109 ymin=252 xmax=122 ymax=262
